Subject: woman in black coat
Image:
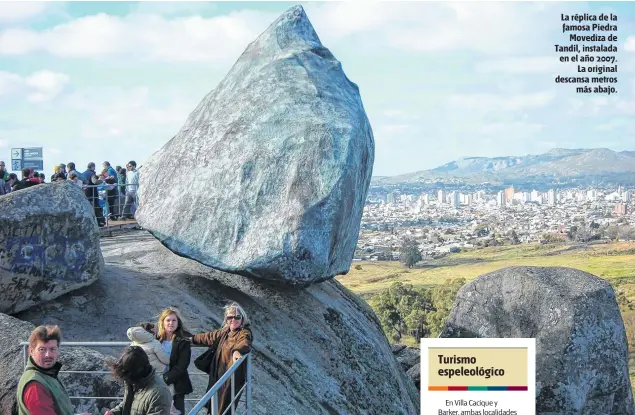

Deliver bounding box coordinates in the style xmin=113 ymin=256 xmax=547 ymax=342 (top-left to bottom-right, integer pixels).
xmin=156 ymin=307 xmax=193 ymax=413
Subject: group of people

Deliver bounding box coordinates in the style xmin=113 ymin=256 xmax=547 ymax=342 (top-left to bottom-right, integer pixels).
xmin=0 ymin=160 xmax=140 ymax=227
xmin=16 ymin=303 xmax=253 ymax=415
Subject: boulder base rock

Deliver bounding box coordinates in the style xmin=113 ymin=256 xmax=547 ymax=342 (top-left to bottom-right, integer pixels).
xmin=441 ymin=266 xmax=634 ymax=415
xmin=0 ymin=313 xmax=122 ymax=414
xmin=136 ymin=5 xmax=374 ymax=285
xmin=0 ymin=182 xmax=104 ymax=314
xmin=17 ymin=231 xmax=419 ymax=415
xmin=392 ymin=344 xmax=420 ymax=389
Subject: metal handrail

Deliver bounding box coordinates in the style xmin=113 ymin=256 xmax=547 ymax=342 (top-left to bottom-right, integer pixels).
xmin=19 ymin=341 xmax=252 ymax=413
xmin=187 ymin=353 xmax=252 ymax=415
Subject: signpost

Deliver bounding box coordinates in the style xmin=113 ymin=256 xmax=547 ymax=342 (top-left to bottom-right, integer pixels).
xmin=11 ymin=147 xmax=43 ymax=172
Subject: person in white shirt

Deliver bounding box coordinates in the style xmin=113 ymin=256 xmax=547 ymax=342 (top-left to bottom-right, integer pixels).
xmin=123 ymin=160 xmax=139 ymax=219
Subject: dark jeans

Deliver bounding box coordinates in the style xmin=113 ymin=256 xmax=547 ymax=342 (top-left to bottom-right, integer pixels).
xmin=173 ymin=394 xmax=185 ymax=413
xmin=122 ymin=192 xmax=136 ymax=219
xmin=106 ymin=188 xmax=117 ymax=217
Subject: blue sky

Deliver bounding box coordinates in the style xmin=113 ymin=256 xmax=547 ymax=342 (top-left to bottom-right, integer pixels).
xmin=0 ymin=2 xmax=634 ymax=176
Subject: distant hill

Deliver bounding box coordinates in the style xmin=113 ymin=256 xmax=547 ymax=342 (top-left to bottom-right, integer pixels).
xmin=373 ymin=148 xmax=635 ymax=185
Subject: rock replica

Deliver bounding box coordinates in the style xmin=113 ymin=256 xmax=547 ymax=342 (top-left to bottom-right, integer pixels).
xmin=0 ymin=182 xmax=104 ymax=314
xmin=136 ymin=5 xmax=374 ymax=285
xmin=0 ymin=312 xmax=121 ymax=414
xmin=441 ymin=266 xmax=634 ymax=415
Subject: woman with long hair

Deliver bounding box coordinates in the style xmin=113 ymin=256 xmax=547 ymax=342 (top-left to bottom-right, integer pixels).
xmin=104 ymin=346 xmax=172 ymax=415
xmin=181 ymin=302 xmax=253 ymax=415
xmin=156 ymin=308 xmax=193 ymax=414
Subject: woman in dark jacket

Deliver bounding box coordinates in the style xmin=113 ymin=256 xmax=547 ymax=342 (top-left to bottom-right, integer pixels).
xmin=156 ymin=307 xmax=193 ymax=414
xmin=182 ymin=302 xmax=253 ymax=415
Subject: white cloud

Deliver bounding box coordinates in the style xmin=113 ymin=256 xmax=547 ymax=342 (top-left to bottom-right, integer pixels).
xmin=0 ymin=2 xmax=573 ymax=61
xmin=0 ymin=10 xmax=278 ymax=62
xmin=24 ymin=71 xmax=70 ymax=102
xmin=475 ymin=57 xmax=560 ymax=74
xmin=595 ymin=118 xmax=631 ymax=131
xmin=625 ymin=36 xmax=635 ymax=52
xmin=61 ymin=86 xmax=195 ymax=141
xmin=307 ymin=2 xmax=556 ymax=55
xmin=0 ymin=70 xmax=69 ymax=102
xmin=0 ymin=2 xmax=47 ymax=23
xmin=475 ymin=122 xmax=543 ymax=136
xmin=446 ymin=92 xmax=555 ymax=111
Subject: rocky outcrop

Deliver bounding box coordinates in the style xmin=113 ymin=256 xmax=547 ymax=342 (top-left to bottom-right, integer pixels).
xmin=16 ymin=231 xmax=419 ymax=415
xmin=0 ymin=312 xmax=121 ymax=414
xmin=0 ymin=182 xmax=104 ymax=314
xmin=441 ymin=266 xmax=634 ymax=415
xmin=136 ymin=5 xmax=374 ymax=285
xmin=392 ymin=344 xmax=420 ymax=389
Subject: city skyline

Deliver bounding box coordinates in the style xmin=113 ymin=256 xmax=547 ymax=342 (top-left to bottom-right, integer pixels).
xmin=0 ymin=1 xmax=634 ymax=176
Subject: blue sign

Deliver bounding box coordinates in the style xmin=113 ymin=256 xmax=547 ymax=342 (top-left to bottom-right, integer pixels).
xmin=23 ymin=147 xmax=43 ymax=159
xmin=9 ymin=147 xmax=44 ymax=171
xmin=22 ymin=159 xmax=44 ymax=170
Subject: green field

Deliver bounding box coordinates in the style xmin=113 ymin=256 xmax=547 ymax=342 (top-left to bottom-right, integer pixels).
xmin=337 ymin=242 xmax=635 ymax=299
xmin=336 ymin=241 xmax=635 ymax=395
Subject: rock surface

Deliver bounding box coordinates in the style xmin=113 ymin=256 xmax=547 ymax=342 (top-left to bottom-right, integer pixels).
xmin=0 ymin=182 xmax=104 ymax=314
xmin=441 ymin=266 xmax=634 ymax=415
xmin=16 ymin=230 xmax=419 ymax=415
xmin=0 ymin=312 xmax=122 ymax=414
xmin=136 ymin=5 xmax=374 ymax=285
xmin=392 ymin=344 xmax=420 ymax=389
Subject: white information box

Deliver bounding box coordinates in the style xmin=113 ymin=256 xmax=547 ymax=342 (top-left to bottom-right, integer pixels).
xmin=421 ymin=338 xmax=536 ymax=415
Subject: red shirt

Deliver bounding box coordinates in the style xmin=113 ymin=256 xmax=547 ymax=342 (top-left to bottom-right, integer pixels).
xmin=23 ymin=381 xmax=57 ymax=415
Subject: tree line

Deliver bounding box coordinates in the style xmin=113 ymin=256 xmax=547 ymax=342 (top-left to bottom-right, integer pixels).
xmin=368 ymin=278 xmax=466 ymax=342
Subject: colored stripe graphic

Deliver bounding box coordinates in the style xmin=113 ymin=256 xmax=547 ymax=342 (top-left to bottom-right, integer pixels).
xmin=428 ymin=386 xmax=528 ymax=391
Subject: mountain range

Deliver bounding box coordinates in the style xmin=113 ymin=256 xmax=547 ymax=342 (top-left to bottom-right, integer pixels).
xmin=373 ymin=148 xmax=635 ymax=185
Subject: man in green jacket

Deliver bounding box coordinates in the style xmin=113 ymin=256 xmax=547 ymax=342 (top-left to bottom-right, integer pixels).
xmin=16 ymin=325 xmax=91 ymax=415
xmin=105 ymin=346 xmax=172 ymax=415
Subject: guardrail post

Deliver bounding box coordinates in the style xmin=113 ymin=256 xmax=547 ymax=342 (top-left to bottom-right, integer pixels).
xmin=231 ymin=372 xmax=235 ymax=415
xmin=246 ymin=353 xmax=252 ymax=415
xmin=211 ymin=393 xmax=219 ymax=415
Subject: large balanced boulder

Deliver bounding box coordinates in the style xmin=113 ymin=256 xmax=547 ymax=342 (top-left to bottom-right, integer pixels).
xmin=441 ymin=266 xmax=634 ymax=415
xmin=136 ymin=5 xmax=374 ymax=285
xmin=0 ymin=182 xmax=104 ymax=314
xmin=0 ymin=313 xmax=122 ymax=414
xmin=17 ymin=231 xmax=419 ymax=415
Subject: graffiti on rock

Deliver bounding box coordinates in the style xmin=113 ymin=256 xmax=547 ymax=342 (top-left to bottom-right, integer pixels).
xmin=0 ymin=233 xmax=89 ymax=282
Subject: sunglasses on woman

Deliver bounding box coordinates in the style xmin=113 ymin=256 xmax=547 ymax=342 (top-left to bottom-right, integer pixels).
xmin=226 ymin=315 xmax=242 ymax=321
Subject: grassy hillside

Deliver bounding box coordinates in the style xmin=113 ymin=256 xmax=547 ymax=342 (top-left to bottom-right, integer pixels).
xmin=337 ymin=241 xmax=635 ymax=396
xmin=338 ymin=242 xmax=635 ymax=298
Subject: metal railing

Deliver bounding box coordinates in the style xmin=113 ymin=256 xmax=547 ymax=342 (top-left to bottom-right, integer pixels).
xmin=19 ymin=341 xmax=252 ymax=415
xmin=82 ymin=183 xmax=139 ymax=229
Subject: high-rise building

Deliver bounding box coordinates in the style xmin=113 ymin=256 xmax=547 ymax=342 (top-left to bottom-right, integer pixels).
xmin=497 ymin=191 xmax=506 ymax=207
xmin=614 ymin=203 xmax=627 ymax=216
xmin=438 ymin=189 xmax=445 ymax=204
xmin=504 ymin=186 xmax=515 ymax=201
xmin=522 ymin=192 xmax=531 ymax=204
xmin=450 ymin=191 xmax=460 ymax=208
xmin=466 ymin=194 xmax=473 ymax=206
xmin=423 ymin=194 xmax=430 ymax=205
xmin=623 ymin=190 xmax=632 ymax=202
xmin=586 ymin=190 xmax=597 ymax=202
xmin=547 ymin=189 xmax=556 ymax=206
xmin=531 ymin=190 xmax=540 ymax=202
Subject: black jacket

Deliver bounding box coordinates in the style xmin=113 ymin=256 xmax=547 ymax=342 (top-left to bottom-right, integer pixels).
xmin=12 ymin=179 xmax=37 ymax=192
xmin=163 ymin=332 xmax=193 ymax=396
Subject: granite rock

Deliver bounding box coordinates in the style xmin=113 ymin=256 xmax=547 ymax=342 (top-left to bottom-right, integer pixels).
xmin=441 ymin=266 xmax=634 ymax=415
xmin=135 ymin=5 xmax=374 ymax=285
xmin=0 ymin=182 xmax=104 ymax=314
